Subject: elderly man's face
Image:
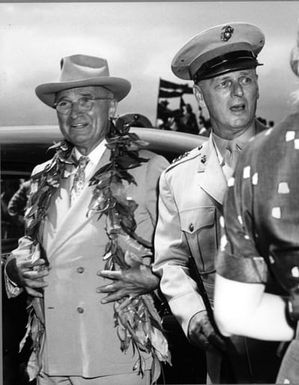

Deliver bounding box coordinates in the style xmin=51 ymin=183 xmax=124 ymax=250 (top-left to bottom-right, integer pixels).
xmin=194 ymin=69 xmax=259 ymax=139
xmin=56 ymin=86 xmax=114 ymax=155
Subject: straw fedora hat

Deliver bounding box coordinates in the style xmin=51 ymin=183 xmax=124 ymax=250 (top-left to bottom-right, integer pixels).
xmin=35 ymin=54 xmax=131 ymax=107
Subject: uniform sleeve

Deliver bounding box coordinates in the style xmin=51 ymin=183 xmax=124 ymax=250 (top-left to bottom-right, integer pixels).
xmin=216 ymin=158 xmax=268 ymax=284
xmin=153 ymin=170 xmax=205 ymax=335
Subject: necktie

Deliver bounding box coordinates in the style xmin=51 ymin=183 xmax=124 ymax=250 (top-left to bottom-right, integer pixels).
xmin=71 ymin=156 xmax=89 ymax=204
xmin=224 ymin=143 xmax=241 ymax=170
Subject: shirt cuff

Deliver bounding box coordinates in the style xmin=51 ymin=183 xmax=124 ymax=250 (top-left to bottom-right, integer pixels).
xmin=158 ymin=263 xmax=206 ymax=336
xmin=169 ymin=290 xmax=206 ymax=336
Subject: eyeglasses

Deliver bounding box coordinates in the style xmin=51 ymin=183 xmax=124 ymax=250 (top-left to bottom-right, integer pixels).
xmin=54 ymin=96 xmax=113 ymax=114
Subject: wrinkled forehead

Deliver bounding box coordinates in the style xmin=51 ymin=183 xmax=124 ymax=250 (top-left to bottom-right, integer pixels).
xmin=56 ymin=86 xmax=114 ymax=99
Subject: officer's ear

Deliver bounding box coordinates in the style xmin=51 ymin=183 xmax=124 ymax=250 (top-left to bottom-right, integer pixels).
xmin=193 ymin=84 xmax=204 ymax=105
xmin=108 ymin=99 xmax=118 ymax=118
xmin=193 ymin=84 xmax=207 ymax=110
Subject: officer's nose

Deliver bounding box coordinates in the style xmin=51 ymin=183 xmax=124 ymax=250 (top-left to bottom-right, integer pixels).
xmin=231 ymin=81 xmax=244 ymax=97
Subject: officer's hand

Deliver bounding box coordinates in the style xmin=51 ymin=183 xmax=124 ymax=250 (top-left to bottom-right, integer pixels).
xmin=6 ymin=257 xmax=49 ymax=298
xmin=188 ymin=310 xmax=226 ymax=352
xmin=97 ymin=263 xmax=160 ymax=304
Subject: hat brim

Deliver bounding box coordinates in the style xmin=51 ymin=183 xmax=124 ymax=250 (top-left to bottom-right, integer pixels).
xmin=195 ymin=51 xmax=263 ymax=81
xmin=35 ymin=76 xmax=131 ymax=107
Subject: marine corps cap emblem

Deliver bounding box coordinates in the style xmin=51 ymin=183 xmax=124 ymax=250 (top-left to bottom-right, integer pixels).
xmin=220 ymin=25 xmax=234 ymax=42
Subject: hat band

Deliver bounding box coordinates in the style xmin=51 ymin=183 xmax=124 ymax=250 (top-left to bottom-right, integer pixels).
xmin=193 ymin=50 xmax=262 ymax=82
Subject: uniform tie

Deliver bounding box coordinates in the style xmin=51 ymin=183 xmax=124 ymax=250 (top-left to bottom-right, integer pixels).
xmin=71 ymin=156 xmax=89 ymax=204
xmin=224 ymin=143 xmax=241 ymax=170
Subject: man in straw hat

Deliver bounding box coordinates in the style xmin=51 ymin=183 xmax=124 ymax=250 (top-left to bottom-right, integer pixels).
xmin=4 ymin=54 xmax=169 ymax=385
xmin=153 ymin=22 xmax=281 ymax=383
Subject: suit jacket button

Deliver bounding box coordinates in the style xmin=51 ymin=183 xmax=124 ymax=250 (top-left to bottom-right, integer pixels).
xmin=77 ymin=266 xmax=84 ymax=274
xmin=77 ymin=307 xmax=84 ymax=314
xmin=189 ymin=223 xmax=194 ymax=232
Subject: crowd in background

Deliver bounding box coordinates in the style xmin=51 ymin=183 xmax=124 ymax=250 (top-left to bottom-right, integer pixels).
xmin=157 ymin=97 xmax=275 ymax=136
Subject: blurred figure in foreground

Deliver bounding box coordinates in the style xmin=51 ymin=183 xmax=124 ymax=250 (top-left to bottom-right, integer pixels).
xmin=214 ymin=112 xmax=299 ymax=384
xmin=215 ymin=27 xmax=299 ymax=384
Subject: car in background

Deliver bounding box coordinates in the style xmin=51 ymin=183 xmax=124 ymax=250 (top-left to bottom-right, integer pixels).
xmin=0 ymin=124 xmax=207 ymax=385
xmin=1 ymin=124 xmax=206 ymax=173
xmin=1 ymin=125 xmax=206 ymax=253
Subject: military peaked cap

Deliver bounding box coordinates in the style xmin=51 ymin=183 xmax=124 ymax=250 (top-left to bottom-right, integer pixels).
xmin=171 ymin=22 xmax=265 ymax=82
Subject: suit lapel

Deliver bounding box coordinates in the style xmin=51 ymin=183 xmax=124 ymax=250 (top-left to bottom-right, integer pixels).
xmin=45 ymin=148 xmax=111 ymax=259
xmin=198 ymin=136 xmax=227 ymax=205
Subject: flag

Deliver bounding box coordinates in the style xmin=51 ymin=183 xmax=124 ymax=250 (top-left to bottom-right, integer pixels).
xmin=159 ymin=78 xmax=193 ymax=94
xmin=156 ymin=78 xmax=192 ymax=127
xmin=158 ymin=89 xmax=184 ymax=98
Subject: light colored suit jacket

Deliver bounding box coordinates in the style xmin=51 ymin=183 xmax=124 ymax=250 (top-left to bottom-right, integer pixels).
xmin=8 ymin=147 xmax=169 ymax=378
xmin=153 ymin=135 xmax=227 ymax=335
xmin=153 ymin=122 xmax=283 ymax=384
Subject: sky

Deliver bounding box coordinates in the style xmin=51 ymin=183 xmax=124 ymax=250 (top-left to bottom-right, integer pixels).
xmin=1 ymin=1 xmax=299 ymax=128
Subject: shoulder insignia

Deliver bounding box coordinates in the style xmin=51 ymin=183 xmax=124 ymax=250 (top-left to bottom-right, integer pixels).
xmin=171 ymin=151 xmax=189 ymax=164
xmin=166 ymin=145 xmax=203 ymax=172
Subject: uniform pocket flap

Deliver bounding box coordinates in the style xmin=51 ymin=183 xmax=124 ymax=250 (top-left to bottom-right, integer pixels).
xmin=180 ymin=206 xmax=215 ymax=234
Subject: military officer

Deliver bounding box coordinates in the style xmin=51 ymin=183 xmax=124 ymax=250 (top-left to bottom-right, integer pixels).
xmin=153 ymin=22 xmax=281 ymax=383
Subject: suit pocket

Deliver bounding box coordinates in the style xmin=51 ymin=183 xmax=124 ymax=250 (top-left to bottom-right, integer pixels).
xmin=180 ymin=206 xmax=217 ymax=274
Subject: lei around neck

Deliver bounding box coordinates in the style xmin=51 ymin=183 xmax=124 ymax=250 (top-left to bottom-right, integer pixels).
xmin=24 ymin=119 xmax=170 ymax=383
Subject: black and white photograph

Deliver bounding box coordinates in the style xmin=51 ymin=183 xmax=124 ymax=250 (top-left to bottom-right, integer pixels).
xmin=1 ymin=1 xmax=299 ymax=385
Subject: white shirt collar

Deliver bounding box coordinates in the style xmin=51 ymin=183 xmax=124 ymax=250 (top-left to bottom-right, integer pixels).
xmin=74 ymin=139 xmax=106 ymax=161
xmin=211 ymin=134 xmax=225 ymax=166
xmin=211 ymin=125 xmax=255 ymax=166
xmin=73 ymin=139 xmax=107 ymax=179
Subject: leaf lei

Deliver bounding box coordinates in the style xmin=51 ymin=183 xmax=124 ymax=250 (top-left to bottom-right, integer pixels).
xmin=25 ymin=140 xmax=75 ymax=241
xmin=22 ymin=140 xmax=75 ymax=380
xmin=23 ymin=119 xmax=170 ymax=383
xmin=88 ymin=119 xmax=170 ymax=381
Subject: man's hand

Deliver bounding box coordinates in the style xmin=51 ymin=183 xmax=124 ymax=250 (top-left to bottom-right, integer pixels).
xmin=6 ymin=257 xmax=49 ymax=298
xmin=188 ymin=310 xmax=227 ymax=352
xmin=97 ymin=263 xmax=160 ymax=304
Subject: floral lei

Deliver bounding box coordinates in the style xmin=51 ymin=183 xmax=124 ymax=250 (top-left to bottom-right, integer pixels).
xmin=23 ymin=119 xmax=170 ymax=383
